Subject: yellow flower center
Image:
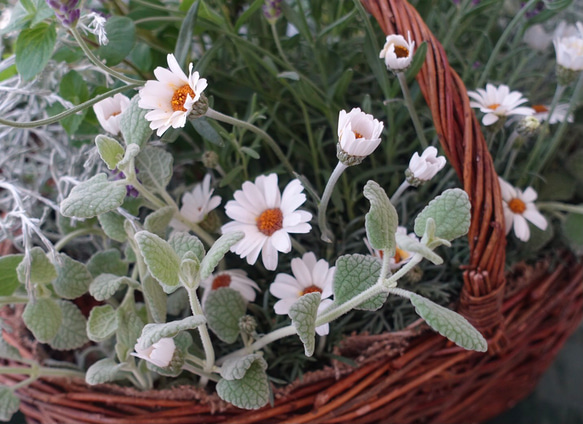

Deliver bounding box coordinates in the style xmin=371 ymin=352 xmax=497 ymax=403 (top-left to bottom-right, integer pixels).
xmin=532 ymin=104 xmax=548 ymax=113
xmin=353 ymin=131 xmax=364 ymax=139
xmin=393 ymin=247 xmax=410 ymax=264
xmin=508 ymin=198 xmax=526 ymax=214
xmin=256 ymin=208 xmax=283 ymax=236
xmin=301 ymin=285 xmax=322 ymax=296
xmin=487 ymin=103 xmax=501 ymax=110
xmin=211 ymin=274 xmax=232 ymax=290
xmin=394 ymin=45 xmax=409 ymax=58
xmin=171 ymin=85 xmax=195 ymax=112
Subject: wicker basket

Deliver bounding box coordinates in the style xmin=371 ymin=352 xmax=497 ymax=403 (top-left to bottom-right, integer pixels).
xmin=2 ymin=0 xmax=583 ymax=422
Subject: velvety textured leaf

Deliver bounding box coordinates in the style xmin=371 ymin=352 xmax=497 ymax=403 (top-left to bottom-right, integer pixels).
xmin=0 ymin=255 xmax=23 ymax=296
xmin=16 ymin=247 xmax=56 ymax=286
xmin=395 ymin=234 xmax=442 ymax=265
xmin=95 ymin=135 xmax=125 ymax=170
xmin=61 ymin=174 xmax=126 ymax=219
xmin=136 ymin=315 xmax=206 ymax=351
xmin=144 ymin=206 xmax=175 ymax=238
xmin=89 ymin=274 xmax=133 ymax=301
xmin=0 ymin=387 xmax=20 ymax=422
xmin=204 ymin=287 xmax=246 ymax=343
xmin=363 ymin=180 xmax=398 ymax=255
xmin=169 ymin=231 xmax=205 ymax=261
xmin=98 ymin=211 xmax=127 ymax=243
xmin=85 ymin=358 xmax=124 ymax=385
xmin=120 ymin=95 xmax=152 ymax=148
xmin=289 ymin=292 xmax=320 ymax=357
xmin=200 ymin=232 xmax=244 ymax=280
xmin=15 ymin=22 xmax=56 ymax=81
xmin=53 ymin=254 xmax=92 ymax=299
xmin=134 ymin=147 xmax=173 ymax=194
xmin=115 ymin=306 xmax=144 ymax=361
xmin=333 ymin=254 xmax=386 ymax=311
xmin=87 ymin=249 xmax=128 ymax=278
xmin=87 ymin=305 xmax=118 ymax=342
xmin=22 ymin=297 xmax=62 ymax=343
xmin=142 ymin=274 xmax=167 ymax=323
xmin=0 ymin=339 xmax=22 ymax=361
xmin=217 ymin=358 xmax=269 ymax=410
xmin=414 ymin=189 xmax=471 ymax=241
xmin=135 ymin=231 xmax=181 ymax=294
xmin=49 ymin=300 xmax=88 ymax=350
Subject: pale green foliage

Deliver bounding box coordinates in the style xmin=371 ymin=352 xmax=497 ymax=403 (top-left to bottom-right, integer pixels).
xmin=0 ymin=387 xmax=20 ymax=422
xmin=134 ymin=146 xmax=173 ymax=194
xmin=205 ymin=288 xmax=247 ymax=343
xmin=116 ymin=305 xmax=144 ymax=361
xmin=363 ymin=180 xmax=398 ymax=255
xmin=178 ymin=254 xmax=200 ymax=289
xmin=142 ymin=274 xmax=167 ymax=323
xmin=22 ymin=297 xmax=62 ymax=343
xmin=0 ymin=339 xmax=22 ymax=362
xmin=333 ymin=254 xmax=386 ymax=311
xmin=89 ymin=274 xmax=133 ymax=301
xmin=217 ymin=354 xmax=270 ymax=410
xmin=144 ymin=206 xmax=175 ymax=238
xmin=409 ymin=293 xmax=487 ymax=352
xmin=120 ymin=95 xmax=153 ymax=148
xmin=0 ymin=255 xmax=23 ymax=296
xmin=414 ymin=189 xmax=471 ymax=242
xmin=136 ymin=315 xmax=206 ymax=350
xmin=135 ymin=231 xmax=181 ymax=293
xmin=98 ymin=211 xmax=127 ymax=243
xmin=395 ymin=233 xmax=443 ymax=265
xmin=60 ymin=174 xmax=127 ymax=218
xmin=53 ymin=254 xmax=92 ymax=299
xmin=87 ymin=249 xmax=128 ymax=277
xmin=95 ymin=135 xmax=125 ymax=170
xmin=289 ymin=292 xmax=321 ymax=357
xmin=200 ymin=232 xmax=244 ymax=280
xmin=87 ymin=305 xmax=118 ymax=342
xmin=50 ymin=300 xmax=88 ymax=350
xmin=85 ymin=358 xmax=124 ymax=385
xmin=169 ymin=231 xmax=205 ymax=261
xmin=16 ymin=247 xmax=56 ymax=286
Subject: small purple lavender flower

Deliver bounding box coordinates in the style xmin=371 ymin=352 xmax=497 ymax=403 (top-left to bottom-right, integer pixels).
xmin=523 ymin=1 xmax=545 ymax=19
xmin=262 ymin=0 xmax=282 ymax=23
xmin=113 ymin=168 xmax=140 ymax=198
xmin=46 ymin=0 xmax=80 ymax=27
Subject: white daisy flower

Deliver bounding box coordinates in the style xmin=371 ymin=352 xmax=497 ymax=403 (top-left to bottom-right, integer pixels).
xmin=132 ymin=337 xmax=176 ymax=368
xmin=171 ymin=174 xmax=222 ymax=231
xmin=269 ymin=252 xmax=335 ymax=336
xmin=138 ymin=53 xmax=208 ymax=136
xmin=553 ymin=27 xmax=583 ymax=72
xmin=337 ymin=108 xmax=384 ymax=159
xmin=379 ymin=32 xmax=415 ymax=72
xmin=201 ymin=269 xmax=260 ymax=305
xmin=221 ymin=173 xmax=312 ymax=271
xmin=364 ymin=226 xmax=418 ymax=270
xmin=498 ymin=177 xmax=547 ymax=242
xmin=407 ymin=146 xmax=447 ymax=183
xmin=92 ymin=93 xmax=130 ymax=135
xmin=532 ymin=103 xmax=574 ymax=124
xmin=468 ymin=84 xmax=535 ymax=126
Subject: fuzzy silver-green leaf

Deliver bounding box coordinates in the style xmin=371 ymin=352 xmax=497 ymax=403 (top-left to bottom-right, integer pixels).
xmin=135 ymin=231 xmax=181 ymax=294
xmin=333 ymin=254 xmax=386 ymax=311
xmin=61 ymin=174 xmax=126 ymax=219
xmin=414 ymin=188 xmax=471 ymax=241
xmin=289 ymin=292 xmax=320 ymax=357
xmin=200 ymin=232 xmax=244 ymax=280
xmin=204 ymin=287 xmax=247 ymax=344
xmin=363 ymin=180 xmax=398 ymax=255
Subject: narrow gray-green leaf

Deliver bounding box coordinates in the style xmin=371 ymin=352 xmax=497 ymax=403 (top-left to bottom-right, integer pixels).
xmin=85 ymin=358 xmax=124 ymax=385
xmin=395 ymin=234 xmax=443 ymax=265
xmin=289 ymin=292 xmax=320 ymax=357
xmin=95 ymin=135 xmax=125 ymax=170
xmin=363 ymin=180 xmax=398 ymax=255
xmin=190 ymin=117 xmax=224 ymax=146
xmin=134 ymin=146 xmax=173 ymax=194
xmin=174 ymin=0 xmax=200 ymax=67
xmin=333 ymin=254 xmax=386 ymax=311
xmin=98 ymin=211 xmax=127 ymax=243
xmin=49 ymin=300 xmax=88 ymax=350
xmin=144 ymin=206 xmax=175 ymax=238
xmin=137 ymin=315 xmax=206 ymax=350
xmin=87 ymin=305 xmax=118 ymax=342
xmin=142 ymin=274 xmax=167 ymax=323
xmin=414 ymin=189 xmax=471 ymax=241
xmin=216 ymin=359 xmax=269 ymax=410
xmin=120 ymin=95 xmax=152 ymax=148
xmin=89 ymin=273 xmax=132 ymax=301
xmin=409 ymin=293 xmax=487 ymax=352
xmin=179 ymin=255 xmax=200 ymax=289
xmin=53 ymin=254 xmax=92 ymax=299
xmin=0 ymin=387 xmax=20 ymax=422
xmin=204 ymin=287 xmax=246 ymax=343
xmin=87 ymin=249 xmax=128 ymax=277
xmin=16 ymin=247 xmax=56 ymax=286
xmin=200 ymin=232 xmax=244 ymax=280
xmin=22 ymin=297 xmax=62 ymax=343
xmin=61 ymin=174 xmax=127 ymax=219
xmin=169 ymin=231 xmax=205 ymax=261
xmin=135 ymin=231 xmax=181 ymax=294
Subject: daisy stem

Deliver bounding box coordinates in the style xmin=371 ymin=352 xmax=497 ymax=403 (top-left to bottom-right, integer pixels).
xmin=181 ymin=363 xmax=221 ymax=383
xmin=204 ymin=108 xmax=295 ymax=176
xmin=396 ymin=72 xmax=429 ymax=150
xmin=502 ymin=148 xmax=519 ymax=180
xmin=69 ymin=27 xmax=143 ymax=86
xmin=186 ymin=287 xmax=215 ymax=386
xmin=270 ymin=21 xmax=293 ymax=69
xmin=390 ymin=180 xmax=410 ymax=205
xmin=217 ymin=326 xmax=298 ymax=364
xmin=318 ymin=161 xmax=347 ymax=243
xmin=537 ymin=202 xmax=583 ymax=215
xmin=53 ymin=227 xmax=106 ymax=252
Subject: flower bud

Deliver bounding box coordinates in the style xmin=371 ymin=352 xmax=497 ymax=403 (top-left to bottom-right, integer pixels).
xmin=336 ymin=108 xmax=384 ymax=166
xmin=405 ymin=146 xmax=446 ymax=187
xmin=238 ymin=315 xmax=258 ymax=335
xmin=379 ymin=32 xmax=415 ymax=73
xmin=516 ymin=116 xmax=541 ymax=138
xmin=202 ymin=151 xmax=219 ymax=168
xmin=263 ymin=0 xmax=282 ymax=24
xmin=46 ymin=0 xmax=80 ymax=27
xmin=132 ymin=337 xmax=176 ymax=368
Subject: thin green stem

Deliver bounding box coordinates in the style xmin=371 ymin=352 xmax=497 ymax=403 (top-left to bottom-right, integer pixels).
xmin=182 ymin=363 xmax=221 ymax=382
xmin=0 ymin=296 xmax=30 ymax=304
xmin=390 ymin=180 xmax=410 ymax=205
xmin=54 ymin=228 xmax=105 ymax=251
xmin=186 ymin=287 xmax=215 ymax=384
xmin=318 ymin=161 xmax=347 ymax=243
xmin=0 ymin=365 xmax=85 ymax=379
xmin=537 ymin=202 xmax=583 ymax=214
xmin=0 ymin=85 xmax=140 ymax=128
xmin=204 ymin=108 xmax=296 ymax=176
xmin=217 ymin=326 xmax=297 ymax=364
xmin=396 ymin=72 xmax=429 ymax=149
xmin=387 ymin=287 xmax=413 ymax=299
xmin=270 ymin=21 xmax=293 ymax=69
xmin=133 ymin=16 xmax=182 ymax=25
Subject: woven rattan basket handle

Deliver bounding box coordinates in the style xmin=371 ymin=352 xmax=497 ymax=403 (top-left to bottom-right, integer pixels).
xmin=362 ymin=0 xmax=507 ymax=341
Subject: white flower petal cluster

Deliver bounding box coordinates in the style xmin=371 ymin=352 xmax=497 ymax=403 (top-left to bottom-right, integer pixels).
xmin=269 ymin=252 xmax=335 ymax=336
xmin=468 ymin=84 xmax=534 ymax=126
xmin=498 ymin=177 xmax=547 ymax=242
xmin=171 ymin=174 xmax=221 ymax=231
xmin=201 ymin=269 xmax=260 ymax=305
xmin=221 ymin=173 xmax=312 ymax=271
xmin=92 ymin=93 xmax=130 ymax=135
xmin=379 ymin=32 xmax=415 ymax=72
xmin=337 ymin=108 xmax=384 ymax=158
xmin=553 ymin=22 xmax=583 ymax=71
xmin=132 ymin=337 xmax=176 ymax=368
xmin=138 ymin=54 xmax=208 ymax=136
xmin=407 ymin=146 xmax=446 ymax=182
xmin=532 ymin=103 xmax=574 ymax=124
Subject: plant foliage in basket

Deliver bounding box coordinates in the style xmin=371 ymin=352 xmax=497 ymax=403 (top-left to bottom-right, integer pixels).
xmin=0 ymin=0 xmax=582 ymax=421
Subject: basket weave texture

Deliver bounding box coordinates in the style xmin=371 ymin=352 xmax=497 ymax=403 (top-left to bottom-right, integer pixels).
xmin=2 ymin=0 xmax=583 ymax=423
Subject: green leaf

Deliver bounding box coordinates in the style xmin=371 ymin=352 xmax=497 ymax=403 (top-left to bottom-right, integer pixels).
xmin=53 ymin=254 xmax=92 ymax=299
xmin=363 ymin=180 xmax=398 ymax=255
xmin=134 ymin=146 xmax=173 ymax=194
xmin=333 ymin=254 xmax=386 ymax=311
xmin=169 ymin=231 xmax=205 ymax=261
xmin=200 ymin=232 xmax=244 ymax=280
xmin=116 ymin=306 xmax=144 ymax=361
xmin=142 ymin=274 xmax=167 ymax=323
xmin=0 ymin=387 xmax=20 ymax=422
xmin=395 ymin=233 xmax=443 ymax=265
xmin=234 ymin=0 xmax=262 ymax=31
xmin=58 ymin=70 xmax=89 ymax=135
xmin=17 ymin=247 xmax=56 ymax=286
xmin=22 ymin=297 xmax=63 ymax=343
xmin=0 ymin=255 xmax=23 ymax=296
xmin=135 ymin=231 xmax=181 ymax=293
xmin=167 ymin=288 xmax=189 ymax=316
xmin=119 ymin=95 xmax=152 ymax=148
xmin=0 ymin=339 xmax=22 ymax=362
xmin=240 ymin=147 xmax=260 ymax=159
xmin=178 ymin=254 xmax=200 ymax=289
xmin=96 ymin=135 xmax=125 ymax=170
xmin=136 ymin=315 xmax=206 ymax=350
xmin=563 ymin=212 xmax=583 ymax=250
xmin=190 ymin=117 xmax=224 ymax=146
xmin=217 ymin=356 xmax=269 ymax=410
xmin=220 ymin=353 xmax=265 ymax=380
xmin=61 ymin=174 xmax=127 ymax=219
xmin=15 ymin=22 xmax=56 ymax=81
xmin=49 ymin=300 xmax=88 ymax=350
xmin=87 ymin=249 xmax=128 ymax=277
xmin=414 ymin=189 xmax=471 ymax=242
xmin=57 ymin=213 xmax=97 ymax=235
xmin=85 ymin=358 xmax=124 ymax=385
xmin=144 ymin=206 xmax=175 ymax=238
xmin=96 ymin=17 xmax=136 ymax=66
xmin=87 ymin=305 xmax=118 ymax=342
xmin=289 ymin=292 xmax=320 ymax=357
xmin=98 ymin=211 xmax=127 ymax=243
xmin=406 ymin=41 xmax=428 ymax=82
xmin=174 ymin=0 xmax=200 ymax=67
xmin=409 ymin=293 xmax=487 ymax=352
xmin=89 ymin=273 xmax=132 ymax=301
xmin=0 ymin=0 xmax=53 ymax=35
xmin=277 ymin=71 xmax=300 ymax=81
xmin=204 ymin=287 xmax=246 ymax=343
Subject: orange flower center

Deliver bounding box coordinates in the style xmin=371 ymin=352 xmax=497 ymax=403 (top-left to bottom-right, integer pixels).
xmin=110 ymin=111 xmax=121 ymax=117
xmin=301 ymin=285 xmax=322 ymax=296
xmin=394 ymin=45 xmax=409 ymax=58
xmin=211 ymin=274 xmax=232 ymax=290
xmin=532 ymin=104 xmax=548 ymax=113
xmin=487 ymin=103 xmax=500 ymax=110
xmin=353 ymin=131 xmax=364 ymax=139
xmin=393 ymin=247 xmax=410 ymax=264
xmin=171 ymin=85 xmax=195 ymax=112
xmin=508 ymin=198 xmax=526 ymax=214
xmin=256 ymin=208 xmax=283 ymax=236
